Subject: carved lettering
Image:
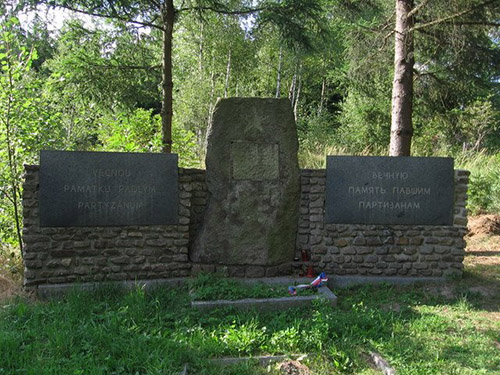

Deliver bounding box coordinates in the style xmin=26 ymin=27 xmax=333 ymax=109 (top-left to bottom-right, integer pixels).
xmin=118 ymin=185 xmax=157 ymax=194
xmin=372 ymin=171 xmax=409 ymax=180
xmin=348 ymin=186 xmax=386 ymax=195
xmin=63 ymin=185 xmax=111 ymax=193
xmin=359 ymin=201 xmax=421 ymax=210
xmin=77 ymin=201 xmax=145 ymax=211
xmin=92 ymin=169 xmax=131 ymax=177
xmin=392 ymin=187 xmax=431 ymax=195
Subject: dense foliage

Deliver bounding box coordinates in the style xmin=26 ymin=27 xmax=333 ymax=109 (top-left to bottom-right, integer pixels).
xmin=1 ymin=0 xmax=499 ymax=248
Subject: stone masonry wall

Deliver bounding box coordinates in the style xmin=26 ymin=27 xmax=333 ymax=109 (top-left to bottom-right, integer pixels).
xmin=23 ymin=166 xmax=469 ymax=290
xmin=296 ymin=169 xmax=469 ymax=278
xmin=22 ymin=166 xmax=205 ymax=290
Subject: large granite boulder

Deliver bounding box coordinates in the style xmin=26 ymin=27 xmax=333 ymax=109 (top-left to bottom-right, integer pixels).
xmin=190 ymin=98 xmax=300 ymax=266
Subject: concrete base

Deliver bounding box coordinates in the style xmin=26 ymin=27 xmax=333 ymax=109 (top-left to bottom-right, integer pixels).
xmin=31 ymin=275 xmax=446 ymax=300
xmin=191 ymin=286 xmax=337 ymax=312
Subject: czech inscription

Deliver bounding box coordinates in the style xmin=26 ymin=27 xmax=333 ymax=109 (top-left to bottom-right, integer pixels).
xmin=326 ymin=156 xmax=454 ymax=225
xmin=39 ymin=151 xmax=178 ymax=226
xmin=231 ymin=141 xmax=279 ymax=180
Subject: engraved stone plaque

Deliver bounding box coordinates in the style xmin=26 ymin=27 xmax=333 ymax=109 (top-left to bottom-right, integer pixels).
xmin=40 ymin=150 xmax=178 ymax=227
xmin=231 ymin=141 xmax=279 ymax=180
xmin=326 ymin=156 xmax=454 ymax=225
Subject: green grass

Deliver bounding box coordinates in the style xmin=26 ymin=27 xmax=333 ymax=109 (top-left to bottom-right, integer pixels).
xmin=188 ymin=273 xmax=318 ymax=301
xmin=1 ymin=275 xmax=498 ymax=375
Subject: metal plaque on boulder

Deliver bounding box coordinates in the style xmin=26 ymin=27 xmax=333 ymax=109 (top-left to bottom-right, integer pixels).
xmin=326 ymin=156 xmax=454 ymax=225
xmin=40 ymin=151 xmax=178 ymax=226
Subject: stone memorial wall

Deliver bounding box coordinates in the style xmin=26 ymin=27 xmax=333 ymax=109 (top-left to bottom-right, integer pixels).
xmin=299 ymin=169 xmax=469 ymax=278
xmin=23 ymin=165 xmax=469 ymax=292
xmin=21 ymin=98 xmax=469 ymax=294
xmin=22 ymin=166 xmax=200 ymax=291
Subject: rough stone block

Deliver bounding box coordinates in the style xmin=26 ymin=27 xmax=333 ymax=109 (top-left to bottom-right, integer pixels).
xmin=342 ymin=247 xmax=356 ymax=255
xmin=335 ymin=239 xmax=348 ymax=247
xmin=414 ymin=263 xmax=428 ymax=270
xmin=246 ymin=266 xmax=266 ymax=278
xmin=110 ymin=256 xmax=130 ymax=264
xmin=356 ymin=247 xmax=373 ymax=255
xmin=190 ymin=98 xmax=299 ymax=266
xmin=352 ymin=237 xmax=366 ymax=245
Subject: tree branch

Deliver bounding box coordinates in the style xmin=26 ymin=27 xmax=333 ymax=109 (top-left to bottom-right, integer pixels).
xmin=379 ymin=30 xmax=395 ymax=51
xmin=87 ymin=62 xmax=161 ymax=71
xmin=408 ymin=0 xmax=430 ymax=18
xmin=443 ymin=21 xmax=500 ymax=27
xmin=147 ymin=0 xmax=161 ymax=10
xmin=47 ymin=3 xmax=163 ymax=30
xmin=179 ymin=5 xmax=269 ymax=15
xmin=410 ymin=0 xmax=500 ymax=32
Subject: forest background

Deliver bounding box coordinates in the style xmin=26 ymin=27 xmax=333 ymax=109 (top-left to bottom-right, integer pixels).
xmin=1 ymin=0 xmax=499 ymax=255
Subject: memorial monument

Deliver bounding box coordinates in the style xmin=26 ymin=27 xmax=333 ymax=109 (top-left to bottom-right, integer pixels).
xmin=190 ymin=98 xmax=300 ymax=266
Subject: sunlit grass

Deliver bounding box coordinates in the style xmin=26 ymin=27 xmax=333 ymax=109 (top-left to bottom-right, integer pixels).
xmin=1 ymin=270 xmax=498 ymax=374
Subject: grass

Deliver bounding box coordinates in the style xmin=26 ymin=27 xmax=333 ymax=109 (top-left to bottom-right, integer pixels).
xmin=1 ymin=222 xmax=499 ymax=374
xmin=1 ymin=257 xmax=499 ymax=374
xmin=188 ymin=273 xmax=318 ymax=301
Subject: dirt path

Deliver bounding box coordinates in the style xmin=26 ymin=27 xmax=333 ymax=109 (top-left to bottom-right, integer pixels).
xmin=462 ymin=215 xmax=500 ymax=314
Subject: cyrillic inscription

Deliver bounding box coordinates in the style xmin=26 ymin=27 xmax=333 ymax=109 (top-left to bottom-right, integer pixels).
xmin=325 ymin=156 xmax=454 ymax=225
xmin=40 ymin=151 xmax=178 ymax=226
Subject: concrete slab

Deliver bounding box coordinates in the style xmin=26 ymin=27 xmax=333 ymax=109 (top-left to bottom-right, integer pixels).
xmin=191 ymin=286 xmax=337 ymax=312
xmin=33 ymin=275 xmax=446 ymax=300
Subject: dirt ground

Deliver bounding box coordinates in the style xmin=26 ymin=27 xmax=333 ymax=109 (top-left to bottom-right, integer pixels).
xmin=461 ymin=215 xmax=500 ymax=313
xmin=0 ymin=274 xmax=23 ymax=301
xmin=467 ymin=214 xmax=500 ymax=237
xmin=465 ymin=215 xmax=500 ymax=276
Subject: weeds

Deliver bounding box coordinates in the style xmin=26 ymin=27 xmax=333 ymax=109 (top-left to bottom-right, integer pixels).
xmin=0 ymin=244 xmax=22 ymax=283
xmin=0 ymin=278 xmax=498 ymax=375
xmin=188 ymin=273 xmax=317 ymax=301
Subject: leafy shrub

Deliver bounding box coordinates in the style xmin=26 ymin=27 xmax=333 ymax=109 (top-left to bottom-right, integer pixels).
xmin=457 ymin=152 xmax=500 ymax=215
xmin=0 ymin=244 xmax=23 ymax=284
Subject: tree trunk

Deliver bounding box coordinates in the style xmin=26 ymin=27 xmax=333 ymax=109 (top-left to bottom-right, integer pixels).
xmin=276 ymin=46 xmax=283 ymax=98
xmin=319 ymin=77 xmax=326 ymax=114
xmin=224 ymin=49 xmax=231 ymax=98
xmin=199 ymin=22 xmax=204 ymax=74
xmin=289 ymin=72 xmax=296 ymax=105
xmin=207 ymin=56 xmax=217 ymax=132
xmin=5 ymin=57 xmax=23 ymax=253
xmin=294 ymin=69 xmax=302 ymax=122
xmin=389 ymin=0 xmax=415 ymax=156
xmin=161 ymin=0 xmax=175 ymax=153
